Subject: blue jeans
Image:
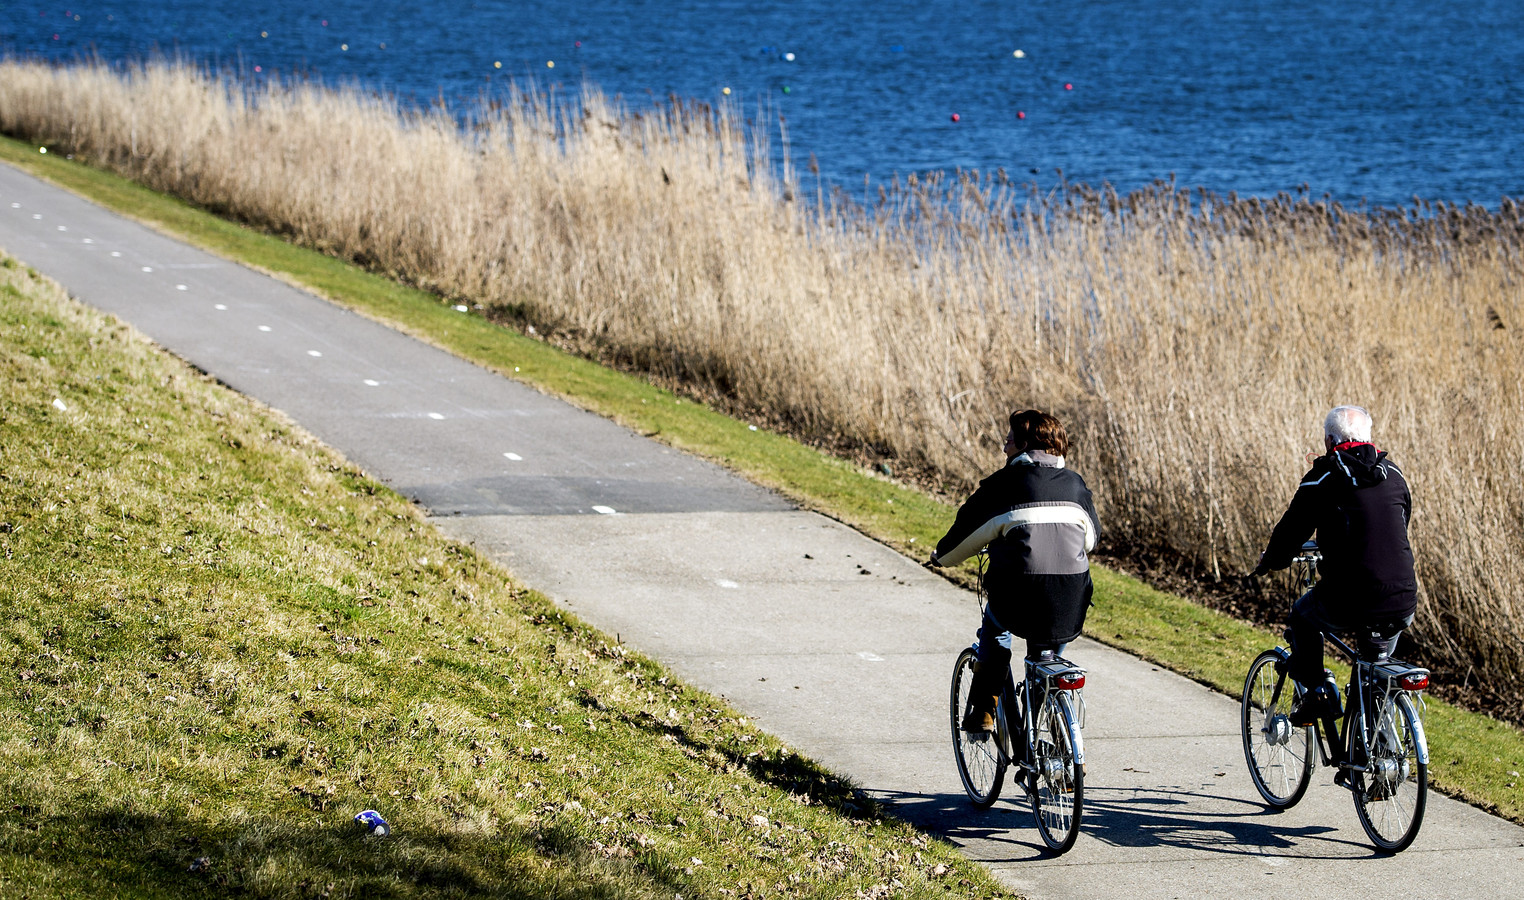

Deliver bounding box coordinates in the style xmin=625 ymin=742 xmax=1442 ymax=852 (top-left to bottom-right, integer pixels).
xmin=974 ymin=607 xmax=1068 ymax=689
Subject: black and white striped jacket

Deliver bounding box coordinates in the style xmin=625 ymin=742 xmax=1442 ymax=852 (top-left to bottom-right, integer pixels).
xmin=934 ymin=452 xmax=1101 ymax=644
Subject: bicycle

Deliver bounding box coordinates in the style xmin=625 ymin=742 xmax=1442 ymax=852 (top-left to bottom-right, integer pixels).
xmin=1241 ymin=540 xmax=1431 ymax=852
xmin=949 ymin=555 xmax=1088 ymax=853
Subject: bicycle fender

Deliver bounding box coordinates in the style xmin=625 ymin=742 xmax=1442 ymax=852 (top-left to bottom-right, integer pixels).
xmin=1063 ymin=697 xmax=1085 ymax=766
xmin=1403 ymin=697 xmax=1430 ymax=766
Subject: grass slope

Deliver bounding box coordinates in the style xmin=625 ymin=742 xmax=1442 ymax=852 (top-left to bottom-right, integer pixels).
xmin=0 ymin=255 xmax=1006 ymax=897
xmin=2 ymin=135 xmax=1522 ymax=828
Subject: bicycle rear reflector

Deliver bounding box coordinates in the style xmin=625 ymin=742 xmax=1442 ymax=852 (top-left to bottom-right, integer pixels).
xmin=1055 ymin=672 xmax=1085 ymax=690
xmin=1399 ymin=672 xmax=1429 ymax=691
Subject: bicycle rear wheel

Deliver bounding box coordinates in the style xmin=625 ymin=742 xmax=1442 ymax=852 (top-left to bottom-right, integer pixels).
xmin=1241 ymin=650 xmax=1314 ymax=808
xmin=1352 ymin=692 xmax=1427 ymax=852
xmin=1030 ymin=690 xmax=1083 ymax=853
xmin=951 ymin=648 xmax=1006 ymax=807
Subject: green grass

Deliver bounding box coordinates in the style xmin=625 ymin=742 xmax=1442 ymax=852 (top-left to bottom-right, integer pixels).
xmin=0 ymin=255 xmax=1008 ymax=896
xmin=4 ymin=133 xmax=1524 ymax=830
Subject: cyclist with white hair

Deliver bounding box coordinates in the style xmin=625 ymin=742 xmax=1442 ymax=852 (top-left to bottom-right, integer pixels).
xmin=1252 ymin=405 xmax=1418 ymax=725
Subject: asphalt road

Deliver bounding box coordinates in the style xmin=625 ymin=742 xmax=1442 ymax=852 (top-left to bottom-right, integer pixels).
xmin=4 ymin=161 xmax=1521 ymax=899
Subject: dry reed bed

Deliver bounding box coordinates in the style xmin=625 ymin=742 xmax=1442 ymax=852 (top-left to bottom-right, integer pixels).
xmin=2 ymin=61 xmax=1520 ymax=714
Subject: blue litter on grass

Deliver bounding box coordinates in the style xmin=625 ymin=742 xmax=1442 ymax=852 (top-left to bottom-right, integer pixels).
xmin=354 ymin=810 xmax=390 ymax=836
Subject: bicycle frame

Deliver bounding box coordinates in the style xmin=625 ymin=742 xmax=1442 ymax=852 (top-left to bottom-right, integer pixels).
xmin=1288 ymin=545 xmax=1431 ymax=780
xmin=995 ymin=659 xmax=1086 ymax=770
xmin=1244 ymin=539 xmax=1431 ymax=850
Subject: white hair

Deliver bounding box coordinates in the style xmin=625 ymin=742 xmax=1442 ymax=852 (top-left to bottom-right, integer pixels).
xmin=1324 ymin=405 xmax=1373 ymax=444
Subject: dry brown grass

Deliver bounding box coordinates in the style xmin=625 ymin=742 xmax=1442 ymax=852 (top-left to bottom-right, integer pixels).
xmin=2 ymin=60 xmax=1521 ymax=714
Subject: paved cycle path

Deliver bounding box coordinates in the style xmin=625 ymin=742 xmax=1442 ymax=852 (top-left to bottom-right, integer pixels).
xmin=4 ymin=161 xmax=1521 ymax=899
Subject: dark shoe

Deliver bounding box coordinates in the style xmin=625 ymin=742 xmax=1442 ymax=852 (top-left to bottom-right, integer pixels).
xmin=961 ymin=694 xmax=999 ymax=733
xmin=1288 ymin=687 xmax=1334 ymax=727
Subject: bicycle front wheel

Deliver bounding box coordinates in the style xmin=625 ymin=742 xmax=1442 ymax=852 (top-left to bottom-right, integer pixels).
xmin=1242 ymin=650 xmax=1314 ymax=808
xmin=1030 ymin=690 xmax=1083 ymax=853
xmin=1353 ymin=692 xmax=1427 ymax=852
xmin=951 ymin=648 xmax=1006 ymax=808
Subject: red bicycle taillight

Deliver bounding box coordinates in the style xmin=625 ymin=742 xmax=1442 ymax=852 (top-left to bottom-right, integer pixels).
xmin=1399 ymin=673 xmax=1429 ymax=691
xmin=1055 ymin=673 xmax=1085 ymax=690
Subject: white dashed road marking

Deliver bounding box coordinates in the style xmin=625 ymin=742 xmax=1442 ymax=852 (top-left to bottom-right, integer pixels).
xmin=176 ymin=284 xmax=187 ymax=291
xmin=363 ymin=379 xmax=380 ymax=386
xmin=714 ymin=578 xmax=738 ymax=588
xmin=307 ymin=350 xmax=322 ymax=357
xmin=504 ymin=452 xmax=523 ymax=461
xmin=214 ymin=304 xmax=227 ymax=311
xmin=82 ymin=238 xmax=93 ymax=244
xmin=258 ymin=325 xmax=272 ymax=332
xmin=110 ymin=251 xmax=122 ymax=257
xmin=141 ymin=267 xmax=152 ymax=272
xmin=427 ymin=412 xmax=445 ymax=420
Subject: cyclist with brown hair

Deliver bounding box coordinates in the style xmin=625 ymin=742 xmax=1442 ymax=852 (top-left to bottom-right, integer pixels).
xmin=930 ymin=409 xmax=1100 ymax=733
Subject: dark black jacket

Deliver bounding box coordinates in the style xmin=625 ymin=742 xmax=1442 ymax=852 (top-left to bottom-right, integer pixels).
xmin=1261 ymin=443 xmax=1418 ymax=619
xmin=934 ymin=453 xmax=1101 ymax=644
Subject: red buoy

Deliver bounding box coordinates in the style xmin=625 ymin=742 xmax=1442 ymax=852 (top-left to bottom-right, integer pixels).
xmin=950 ymin=113 xmax=960 ymax=122
xmin=1065 ymin=83 xmax=1073 ymax=90
xmin=1017 ymin=111 xmax=1025 ymax=119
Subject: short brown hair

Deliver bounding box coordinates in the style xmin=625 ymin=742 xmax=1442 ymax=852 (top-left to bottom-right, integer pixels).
xmin=1008 ymin=409 xmax=1069 ymax=457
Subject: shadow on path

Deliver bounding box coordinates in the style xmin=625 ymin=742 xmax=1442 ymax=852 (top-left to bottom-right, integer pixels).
xmin=867 ymin=786 xmax=1383 ymax=863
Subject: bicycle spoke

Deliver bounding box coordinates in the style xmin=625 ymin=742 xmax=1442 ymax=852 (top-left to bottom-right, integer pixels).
xmin=1030 ymin=692 xmax=1083 ymax=853
xmin=1242 ymin=650 xmax=1312 ymax=808
xmin=1353 ymin=692 xmax=1426 ymax=852
xmin=950 ymin=648 xmax=1006 ymax=808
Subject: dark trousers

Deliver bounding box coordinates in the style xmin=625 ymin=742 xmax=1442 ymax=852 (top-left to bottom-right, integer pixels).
xmin=1287 ymin=584 xmax=1412 ymax=688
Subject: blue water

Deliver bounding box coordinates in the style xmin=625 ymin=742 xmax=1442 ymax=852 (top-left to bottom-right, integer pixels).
xmin=5 ymin=1 xmax=1522 ymax=207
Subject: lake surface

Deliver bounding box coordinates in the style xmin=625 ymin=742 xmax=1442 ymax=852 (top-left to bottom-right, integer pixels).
xmin=5 ymin=1 xmax=1522 ymax=207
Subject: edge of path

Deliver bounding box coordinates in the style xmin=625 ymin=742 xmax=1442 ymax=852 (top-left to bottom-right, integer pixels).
xmin=3 ymin=134 xmax=1521 ymax=825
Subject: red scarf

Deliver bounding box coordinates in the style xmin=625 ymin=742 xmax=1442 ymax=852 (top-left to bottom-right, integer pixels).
xmin=1331 ymin=440 xmax=1376 ymax=453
